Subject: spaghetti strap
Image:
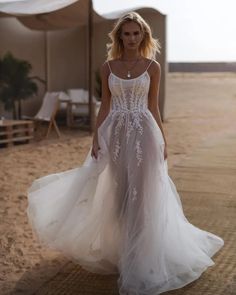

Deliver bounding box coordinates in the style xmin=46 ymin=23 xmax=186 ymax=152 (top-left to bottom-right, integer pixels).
xmin=107 ymin=61 xmax=112 ymax=73
xmin=146 ymin=59 xmax=154 ymax=71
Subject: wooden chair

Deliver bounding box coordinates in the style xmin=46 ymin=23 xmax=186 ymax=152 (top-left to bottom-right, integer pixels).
xmin=23 ymin=92 xmax=61 ymax=139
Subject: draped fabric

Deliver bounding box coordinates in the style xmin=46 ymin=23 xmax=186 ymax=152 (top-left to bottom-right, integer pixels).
xmin=0 ymin=0 xmax=166 ymax=30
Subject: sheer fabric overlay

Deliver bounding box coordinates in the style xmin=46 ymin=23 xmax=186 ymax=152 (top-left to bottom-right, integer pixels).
xmin=27 ymin=60 xmax=224 ymax=294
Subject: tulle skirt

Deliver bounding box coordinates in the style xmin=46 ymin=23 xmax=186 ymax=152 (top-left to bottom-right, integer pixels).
xmin=27 ymin=110 xmax=224 ymax=294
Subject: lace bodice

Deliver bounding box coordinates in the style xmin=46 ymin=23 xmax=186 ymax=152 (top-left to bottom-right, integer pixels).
xmin=106 ymin=60 xmax=154 ymax=165
xmin=107 ymin=59 xmax=153 ymax=112
xmin=108 ymin=70 xmax=151 ymax=112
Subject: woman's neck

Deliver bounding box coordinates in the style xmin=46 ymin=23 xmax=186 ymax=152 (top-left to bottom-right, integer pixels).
xmin=121 ymin=50 xmax=142 ymax=61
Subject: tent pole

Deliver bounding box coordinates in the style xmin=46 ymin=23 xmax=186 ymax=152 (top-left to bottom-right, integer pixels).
xmin=88 ymin=0 xmax=95 ymax=134
xmin=44 ymin=31 xmax=48 ymax=91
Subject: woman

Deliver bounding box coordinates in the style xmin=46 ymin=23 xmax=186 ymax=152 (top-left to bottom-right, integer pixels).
xmin=27 ymin=12 xmax=224 ymax=295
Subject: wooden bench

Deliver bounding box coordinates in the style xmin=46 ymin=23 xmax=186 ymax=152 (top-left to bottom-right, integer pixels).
xmin=0 ymin=119 xmax=34 ymax=148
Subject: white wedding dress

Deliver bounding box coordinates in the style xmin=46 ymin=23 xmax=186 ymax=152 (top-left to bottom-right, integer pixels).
xmin=27 ymin=59 xmax=224 ymax=294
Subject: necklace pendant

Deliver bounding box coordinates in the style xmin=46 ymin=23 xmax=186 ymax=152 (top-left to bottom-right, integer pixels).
xmin=127 ymin=71 xmax=131 ymax=78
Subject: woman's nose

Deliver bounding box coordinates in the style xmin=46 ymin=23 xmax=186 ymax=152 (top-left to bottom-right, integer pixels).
xmin=130 ymin=34 xmax=135 ymax=41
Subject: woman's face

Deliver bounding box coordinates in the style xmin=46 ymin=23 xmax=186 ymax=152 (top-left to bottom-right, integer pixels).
xmin=120 ymin=21 xmax=143 ymax=51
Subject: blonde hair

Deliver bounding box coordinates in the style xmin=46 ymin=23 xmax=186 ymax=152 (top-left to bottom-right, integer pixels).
xmin=106 ymin=11 xmax=161 ymax=61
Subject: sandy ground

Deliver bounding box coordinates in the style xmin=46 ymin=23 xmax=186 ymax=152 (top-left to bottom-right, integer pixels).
xmin=0 ymin=72 xmax=236 ymax=295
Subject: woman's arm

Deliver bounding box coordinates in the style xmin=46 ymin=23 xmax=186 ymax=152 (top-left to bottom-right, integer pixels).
xmin=91 ymin=62 xmax=111 ymax=159
xmin=148 ymin=61 xmax=167 ymax=146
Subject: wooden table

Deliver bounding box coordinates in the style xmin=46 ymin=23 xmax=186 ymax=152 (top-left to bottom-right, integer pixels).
xmin=0 ymin=119 xmax=34 ymax=147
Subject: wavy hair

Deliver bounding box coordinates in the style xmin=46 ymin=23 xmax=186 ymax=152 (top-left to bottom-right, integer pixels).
xmin=106 ymin=11 xmax=161 ymax=61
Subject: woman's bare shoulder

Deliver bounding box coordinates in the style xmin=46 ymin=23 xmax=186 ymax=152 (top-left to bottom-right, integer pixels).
xmin=147 ymin=58 xmax=161 ymax=76
xmin=100 ymin=61 xmax=111 ymax=77
xmin=102 ymin=59 xmax=120 ymax=66
xmin=145 ymin=58 xmax=160 ymax=68
xmin=101 ymin=59 xmax=121 ymax=76
xmin=108 ymin=58 xmax=120 ymax=63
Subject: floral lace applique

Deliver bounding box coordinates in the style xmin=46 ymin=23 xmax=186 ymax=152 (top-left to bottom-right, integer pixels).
xmin=112 ymin=141 xmax=121 ymax=162
xmin=109 ymin=73 xmax=150 ymax=165
xmin=132 ymin=187 xmax=137 ymax=201
xmin=111 ymin=112 xmax=145 ymax=163
xmin=126 ymin=119 xmax=134 ymax=143
xmin=135 ymin=140 xmax=142 ymax=166
xmin=132 ymin=112 xmax=144 ymax=136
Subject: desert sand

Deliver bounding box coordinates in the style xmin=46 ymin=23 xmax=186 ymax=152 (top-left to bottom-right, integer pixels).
xmin=0 ymin=72 xmax=236 ymax=294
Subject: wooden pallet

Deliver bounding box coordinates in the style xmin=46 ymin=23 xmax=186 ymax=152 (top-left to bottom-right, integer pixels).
xmin=0 ymin=119 xmax=34 ymax=148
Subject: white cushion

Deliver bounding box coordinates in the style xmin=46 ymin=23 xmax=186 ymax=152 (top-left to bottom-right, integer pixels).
xmin=49 ymin=91 xmax=70 ymax=110
xmin=67 ymin=89 xmax=85 ymax=103
xmin=67 ymin=88 xmax=99 ymax=103
xmin=83 ymin=90 xmax=99 ymax=103
xmin=49 ymin=91 xmax=69 ymax=101
xmin=57 ymin=91 xmax=70 ymax=101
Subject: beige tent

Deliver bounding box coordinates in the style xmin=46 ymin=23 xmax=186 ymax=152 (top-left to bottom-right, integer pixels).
xmin=0 ymin=0 xmax=167 ymax=129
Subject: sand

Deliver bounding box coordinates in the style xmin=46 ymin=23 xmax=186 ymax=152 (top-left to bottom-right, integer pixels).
xmin=0 ymin=72 xmax=236 ymax=295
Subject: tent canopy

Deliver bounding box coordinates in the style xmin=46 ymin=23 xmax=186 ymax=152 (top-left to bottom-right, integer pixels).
xmin=0 ymin=0 xmax=167 ymax=123
xmin=0 ymin=0 xmax=166 ymax=30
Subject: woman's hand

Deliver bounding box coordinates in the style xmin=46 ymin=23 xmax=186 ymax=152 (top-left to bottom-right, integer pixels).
xmin=164 ymin=143 xmax=168 ymax=160
xmin=91 ymin=135 xmax=100 ymax=159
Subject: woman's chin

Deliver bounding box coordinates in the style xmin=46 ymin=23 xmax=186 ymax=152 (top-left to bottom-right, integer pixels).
xmin=125 ymin=46 xmax=139 ymax=51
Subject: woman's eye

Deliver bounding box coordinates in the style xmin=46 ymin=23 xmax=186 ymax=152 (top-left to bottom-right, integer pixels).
xmin=123 ymin=31 xmax=140 ymax=36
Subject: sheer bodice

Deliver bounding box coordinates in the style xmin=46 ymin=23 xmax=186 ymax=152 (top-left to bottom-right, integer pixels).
xmin=109 ymin=71 xmax=150 ymax=112
xmin=105 ymin=60 xmax=163 ymax=165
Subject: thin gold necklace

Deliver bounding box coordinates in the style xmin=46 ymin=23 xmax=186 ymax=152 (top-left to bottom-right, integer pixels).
xmin=121 ymin=56 xmax=142 ymax=78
